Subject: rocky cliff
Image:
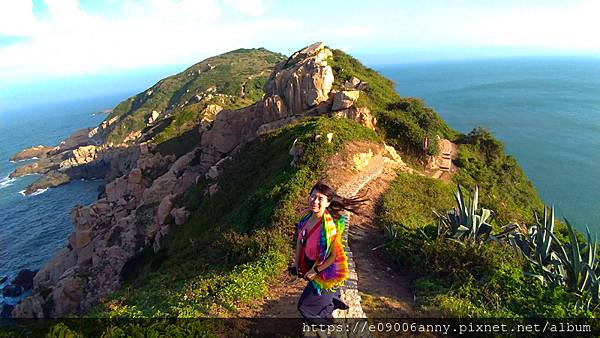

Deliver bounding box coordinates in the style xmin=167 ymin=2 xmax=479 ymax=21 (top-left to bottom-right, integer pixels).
xmin=12 ymin=42 xmax=378 ymax=317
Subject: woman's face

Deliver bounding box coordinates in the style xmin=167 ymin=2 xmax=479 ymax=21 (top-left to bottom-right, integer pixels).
xmin=309 ymin=190 xmax=331 ymax=215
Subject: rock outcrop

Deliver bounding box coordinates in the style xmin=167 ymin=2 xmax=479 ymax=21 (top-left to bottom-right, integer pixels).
xmin=12 ymin=42 xmax=380 ymax=318
xmin=9 ymin=116 xmax=124 ymax=193
xmin=13 ymin=145 xmax=201 ymax=317
xmin=10 ymin=145 xmax=58 ymax=162
xmin=263 ymin=42 xmax=334 ymax=115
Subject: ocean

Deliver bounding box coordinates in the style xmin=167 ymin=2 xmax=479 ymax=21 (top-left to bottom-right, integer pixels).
xmin=375 ymin=56 xmax=600 ymax=234
xmin=0 ymin=94 xmax=126 ymax=300
xmin=0 ymin=56 xmax=598 ymax=296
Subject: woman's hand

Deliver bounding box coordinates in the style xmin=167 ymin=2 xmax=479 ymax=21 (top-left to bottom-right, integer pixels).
xmin=304 ymin=267 xmax=318 ymax=281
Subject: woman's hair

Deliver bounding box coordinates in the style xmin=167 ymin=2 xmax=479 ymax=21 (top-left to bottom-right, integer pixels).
xmin=311 ymin=181 xmax=368 ymax=219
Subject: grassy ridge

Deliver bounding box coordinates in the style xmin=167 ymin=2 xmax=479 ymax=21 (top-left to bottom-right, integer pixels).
xmin=106 ymin=48 xmax=285 ymax=144
xmin=86 ymin=117 xmax=378 ymax=320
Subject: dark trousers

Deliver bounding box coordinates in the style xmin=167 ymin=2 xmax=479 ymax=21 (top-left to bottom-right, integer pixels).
xmin=297 ymin=255 xmax=347 ymax=325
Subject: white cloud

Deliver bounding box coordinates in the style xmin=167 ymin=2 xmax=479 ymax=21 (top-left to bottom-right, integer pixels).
xmin=386 ymin=0 xmax=600 ymax=53
xmin=223 ymin=0 xmax=265 ymax=17
xmin=1 ymin=0 xmax=599 ymax=83
xmin=0 ymin=0 xmax=301 ymax=81
xmin=0 ymin=0 xmax=39 ymax=36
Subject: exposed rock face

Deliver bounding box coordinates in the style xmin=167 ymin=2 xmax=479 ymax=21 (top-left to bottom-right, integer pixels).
xmin=332 ymin=90 xmax=360 ymax=111
xmin=13 ymin=146 xmax=202 ymax=317
xmin=10 ymin=115 xmax=130 ymax=194
xmin=13 ymin=42 xmax=380 ymax=318
xmin=199 ymin=42 xmax=338 ymax=173
xmin=10 ymin=145 xmax=58 ymax=162
xmin=147 ymin=110 xmax=160 ymax=124
xmin=11 ymin=143 xmax=142 ymax=195
xmin=60 ymin=145 xmax=98 ymax=169
xmin=24 ymin=171 xmax=70 ymax=195
xmin=263 ymin=42 xmax=334 ymax=115
xmin=333 ymin=106 xmax=377 ymax=130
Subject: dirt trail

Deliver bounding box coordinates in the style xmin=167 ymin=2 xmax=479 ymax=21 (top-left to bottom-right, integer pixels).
xmin=348 ymin=167 xmax=417 ymax=318
xmin=238 ymin=159 xmax=417 ymax=320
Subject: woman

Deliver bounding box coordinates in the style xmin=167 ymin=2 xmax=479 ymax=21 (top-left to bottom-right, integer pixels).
xmin=289 ymin=182 xmax=366 ymax=326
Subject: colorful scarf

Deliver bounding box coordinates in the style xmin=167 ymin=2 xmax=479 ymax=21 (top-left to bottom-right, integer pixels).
xmin=297 ymin=209 xmax=349 ymax=294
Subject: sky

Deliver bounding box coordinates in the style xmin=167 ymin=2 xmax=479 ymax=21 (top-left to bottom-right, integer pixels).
xmin=1 ymin=0 xmax=600 ymax=112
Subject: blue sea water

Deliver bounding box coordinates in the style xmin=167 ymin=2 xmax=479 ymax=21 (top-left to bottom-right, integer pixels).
xmin=375 ymin=56 xmax=600 ymax=233
xmin=0 ymin=94 xmax=128 ymax=288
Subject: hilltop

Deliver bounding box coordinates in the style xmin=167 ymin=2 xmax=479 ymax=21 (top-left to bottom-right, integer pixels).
xmin=7 ymin=43 xmax=594 ymax=334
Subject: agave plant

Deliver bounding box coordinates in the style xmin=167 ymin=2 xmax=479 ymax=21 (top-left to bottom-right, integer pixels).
xmin=552 ymin=220 xmax=598 ymax=295
xmin=508 ymin=206 xmax=565 ymax=286
xmin=434 ymin=184 xmax=496 ymax=243
xmin=510 ymin=205 xmax=600 ymax=308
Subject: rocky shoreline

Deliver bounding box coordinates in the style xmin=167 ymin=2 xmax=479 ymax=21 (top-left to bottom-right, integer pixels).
xmin=0 ymin=269 xmax=37 ymax=318
xmin=9 ymin=42 xmax=379 ymax=318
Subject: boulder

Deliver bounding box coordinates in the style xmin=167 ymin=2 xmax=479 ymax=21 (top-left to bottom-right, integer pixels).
xmin=170 ymin=207 xmax=189 ymax=226
xmin=170 ymin=148 xmax=199 ymax=176
xmin=384 ymin=144 xmax=403 ymax=164
xmin=12 ymin=269 xmax=37 ymax=290
xmin=74 ymin=230 xmax=92 ymax=249
xmin=104 ymin=176 xmax=127 ymax=203
xmin=263 ymin=42 xmax=334 ymax=114
xmin=200 ymin=104 xmax=223 ymax=122
xmin=50 ymin=272 xmax=84 ymax=316
xmin=2 ymin=285 xmax=22 ymax=298
xmin=142 ymin=171 xmax=177 ymax=204
xmin=262 ymin=95 xmax=287 ymax=121
xmin=11 ymin=294 xmax=45 ymax=318
xmin=206 ymin=165 xmax=219 ymax=180
xmin=174 ymin=169 xmax=199 ymax=195
xmin=75 ymin=241 xmax=94 ymax=266
xmin=147 ymin=110 xmax=160 ymax=124
xmin=33 ymin=247 xmax=77 ymax=289
xmin=157 ymin=194 xmax=174 ymax=225
xmin=344 ymin=76 xmax=361 ymax=88
xmin=123 ymin=130 xmax=141 ymax=143
xmin=127 ymin=168 xmax=143 ymax=185
xmin=333 ymin=107 xmax=376 ymax=130
xmin=332 ymin=90 xmax=360 ymax=111
xmin=256 ymin=116 xmax=303 ymax=136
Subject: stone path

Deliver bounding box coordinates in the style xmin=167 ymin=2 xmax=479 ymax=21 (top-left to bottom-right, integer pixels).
xmin=328 ymin=155 xmax=408 ymax=337
xmin=333 ymin=156 xmax=388 ymax=319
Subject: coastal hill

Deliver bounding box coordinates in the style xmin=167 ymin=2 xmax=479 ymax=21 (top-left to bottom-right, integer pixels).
xmin=7 ymin=43 xmax=597 ymax=327
xmin=9 ymin=48 xmax=286 ymax=194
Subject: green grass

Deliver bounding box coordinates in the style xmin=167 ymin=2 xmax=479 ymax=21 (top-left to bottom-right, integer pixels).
xmin=328 ymin=49 xmax=455 ymax=157
xmin=380 ymin=172 xmax=455 ymax=229
xmin=453 ymin=127 xmax=544 ymax=225
xmin=379 ymin=174 xmax=598 ymax=318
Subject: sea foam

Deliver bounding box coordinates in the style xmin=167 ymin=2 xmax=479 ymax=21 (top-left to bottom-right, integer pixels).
xmin=0 ymin=175 xmax=16 ymax=190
